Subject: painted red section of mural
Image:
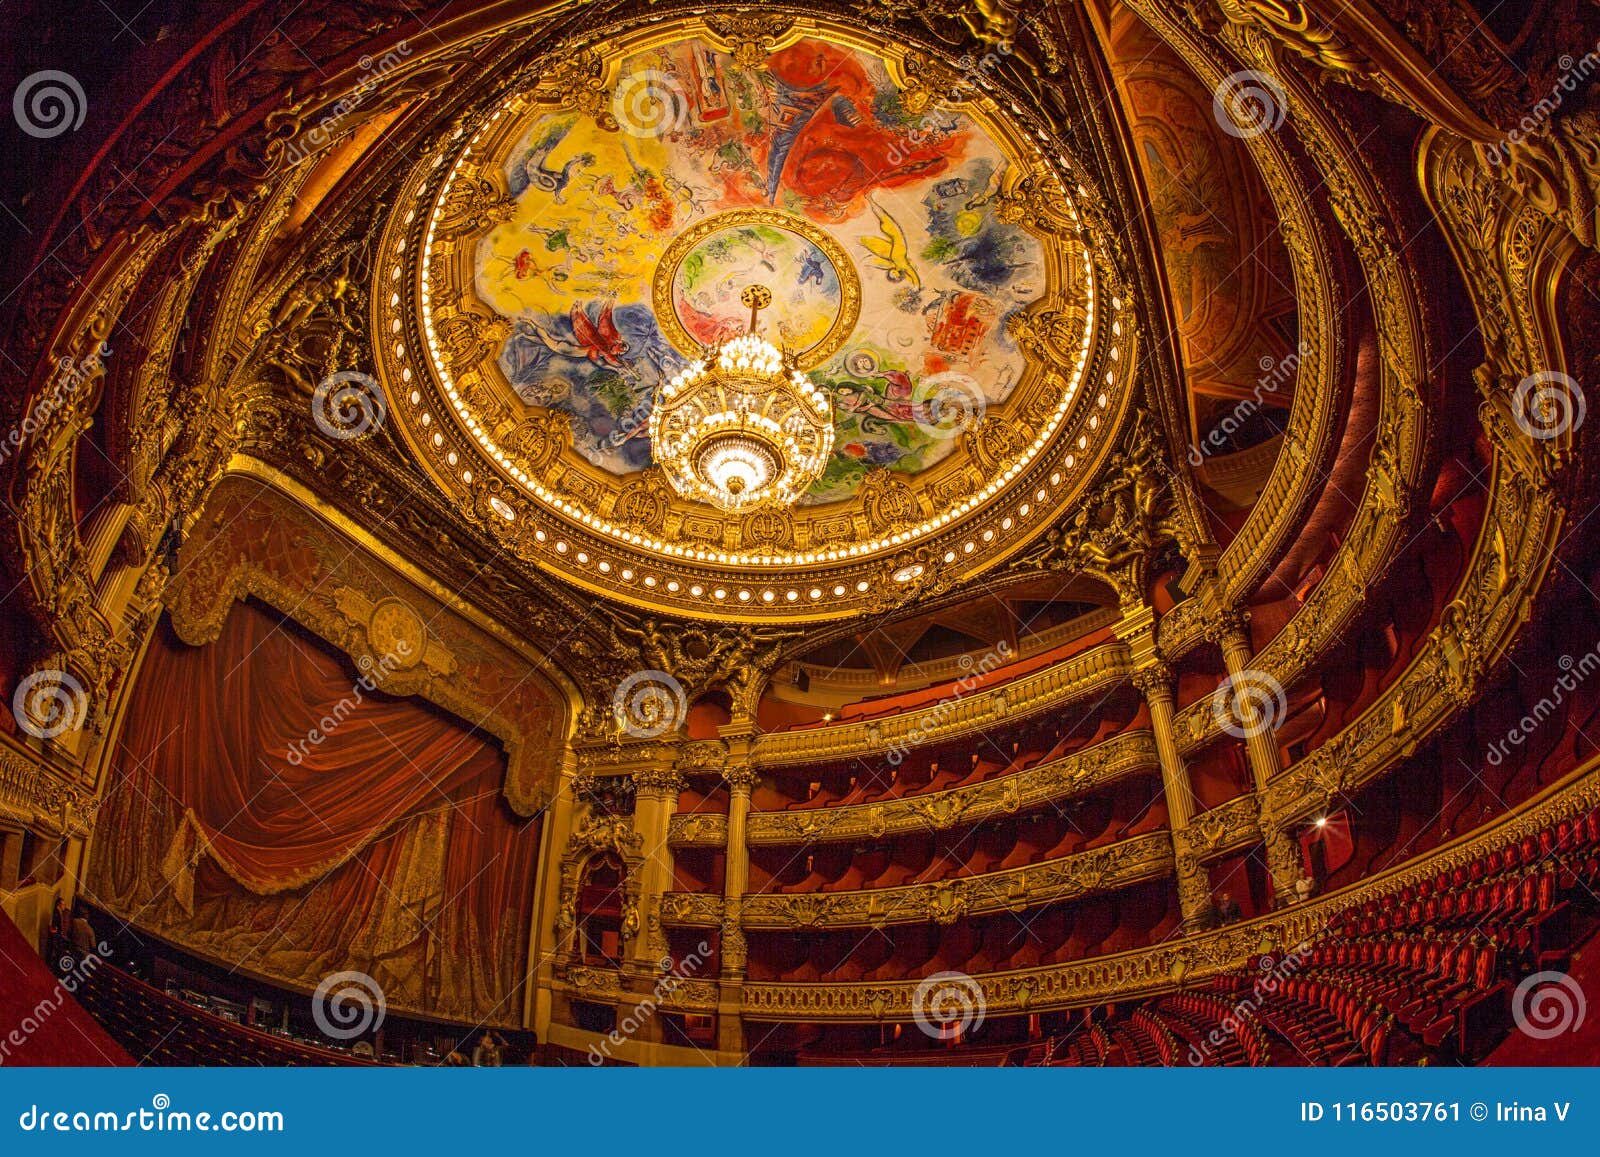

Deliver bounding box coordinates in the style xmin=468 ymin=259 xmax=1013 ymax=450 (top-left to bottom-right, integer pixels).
xmin=88 ymin=604 xmax=542 ymax=1026
xmin=760 ymin=42 xmax=966 ymax=215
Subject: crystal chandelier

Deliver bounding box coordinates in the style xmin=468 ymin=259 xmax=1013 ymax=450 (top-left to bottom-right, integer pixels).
xmin=649 ymin=287 xmax=835 ymax=513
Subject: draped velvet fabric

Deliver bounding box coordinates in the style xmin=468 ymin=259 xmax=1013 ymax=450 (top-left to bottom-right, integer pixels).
xmin=90 ymin=601 xmax=544 ymax=1024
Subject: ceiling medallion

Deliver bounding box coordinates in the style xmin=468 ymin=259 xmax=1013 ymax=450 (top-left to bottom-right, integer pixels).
xmin=652 ymin=288 xmax=836 ymax=512
xmin=651 ymin=208 xmax=861 ymax=370
xmin=376 ymin=15 xmax=1131 ymax=620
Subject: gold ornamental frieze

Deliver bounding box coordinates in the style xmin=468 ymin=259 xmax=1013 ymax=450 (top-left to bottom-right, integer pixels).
xmin=666 ymin=830 xmax=1174 ymax=931
xmin=740 ymin=729 xmax=1157 ymax=847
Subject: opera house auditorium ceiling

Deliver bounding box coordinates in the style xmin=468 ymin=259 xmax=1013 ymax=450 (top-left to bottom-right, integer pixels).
xmin=2 ymin=0 xmax=1600 ymax=1069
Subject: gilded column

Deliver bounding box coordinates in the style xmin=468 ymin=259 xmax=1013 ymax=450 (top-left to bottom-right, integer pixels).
xmin=719 ymin=763 xmax=758 ymax=977
xmin=1209 ymin=608 xmax=1301 ymax=904
xmin=713 ymin=762 xmax=758 ymax=1057
xmin=1131 ymin=660 xmax=1197 ymax=830
xmin=628 ymin=767 xmax=686 ymax=974
xmin=1130 ymin=659 xmax=1211 ymax=931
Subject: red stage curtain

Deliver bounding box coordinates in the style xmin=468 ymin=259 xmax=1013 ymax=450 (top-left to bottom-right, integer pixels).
xmin=92 ymin=600 xmax=543 ymax=1023
xmin=134 ymin=602 xmax=503 ymax=895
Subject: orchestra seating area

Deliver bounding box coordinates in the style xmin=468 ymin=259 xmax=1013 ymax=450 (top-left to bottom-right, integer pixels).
xmin=784 ymin=806 xmax=1600 ymax=1067
xmin=71 ymin=963 xmax=379 ymax=1067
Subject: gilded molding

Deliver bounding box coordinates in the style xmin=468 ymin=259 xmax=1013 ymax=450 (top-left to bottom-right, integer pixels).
xmin=676 ymin=740 xmax=730 ymax=776
xmin=558 ymin=966 xmax=720 ymax=1014
xmin=632 ymin=769 xmax=688 ymax=797
xmin=667 ymin=812 xmax=728 ymax=850
xmin=657 ymin=891 xmax=725 ymax=928
xmin=745 ymin=730 xmax=1157 ymax=847
xmin=0 ymin=742 xmax=98 ymax=838
xmin=1173 ymin=794 xmax=1262 ymax=864
xmin=673 ymin=830 xmax=1174 ymax=931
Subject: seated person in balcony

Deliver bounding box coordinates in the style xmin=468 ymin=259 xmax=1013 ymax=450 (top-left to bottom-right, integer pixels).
xmin=1294 ymin=873 xmax=1316 ymax=904
xmin=69 ymin=906 xmax=98 ymax=953
xmin=1214 ymin=892 xmax=1242 ymax=925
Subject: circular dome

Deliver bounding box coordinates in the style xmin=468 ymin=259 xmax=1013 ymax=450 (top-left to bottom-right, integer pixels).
xmin=376 ymin=15 xmax=1131 ymax=619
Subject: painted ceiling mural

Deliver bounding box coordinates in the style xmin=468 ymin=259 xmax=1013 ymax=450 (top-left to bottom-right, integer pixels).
xmin=470 ymin=36 xmax=1045 ymax=503
xmin=1101 ymin=9 xmax=1298 ymax=455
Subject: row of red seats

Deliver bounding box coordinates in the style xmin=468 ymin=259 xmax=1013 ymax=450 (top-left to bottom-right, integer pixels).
xmin=762 ymin=711 xmax=1136 ymax=812
xmin=1011 ymin=802 xmax=1599 ymax=1067
xmin=74 ymin=962 xmax=376 ymax=1067
xmin=1163 ymin=990 xmax=1273 ymax=1065
xmin=756 ymin=792 xmax=1157 ymax=894
xmin=1272 ymin=977 xmax=1390 ymax=1065
xmin=1303 ymin=933 xmax=1499 ymax=1050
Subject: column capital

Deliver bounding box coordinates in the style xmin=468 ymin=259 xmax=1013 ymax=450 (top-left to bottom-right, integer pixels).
xmin=1130 ymin=660 xmax=1175 ymax=700
xmin=721 ymin=764 xmax=760 ymax=794
xmin=1202 ymin=604 xmax=1251 ymax=650
xmin=632 ymin=768 xmax=687 ymax=798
